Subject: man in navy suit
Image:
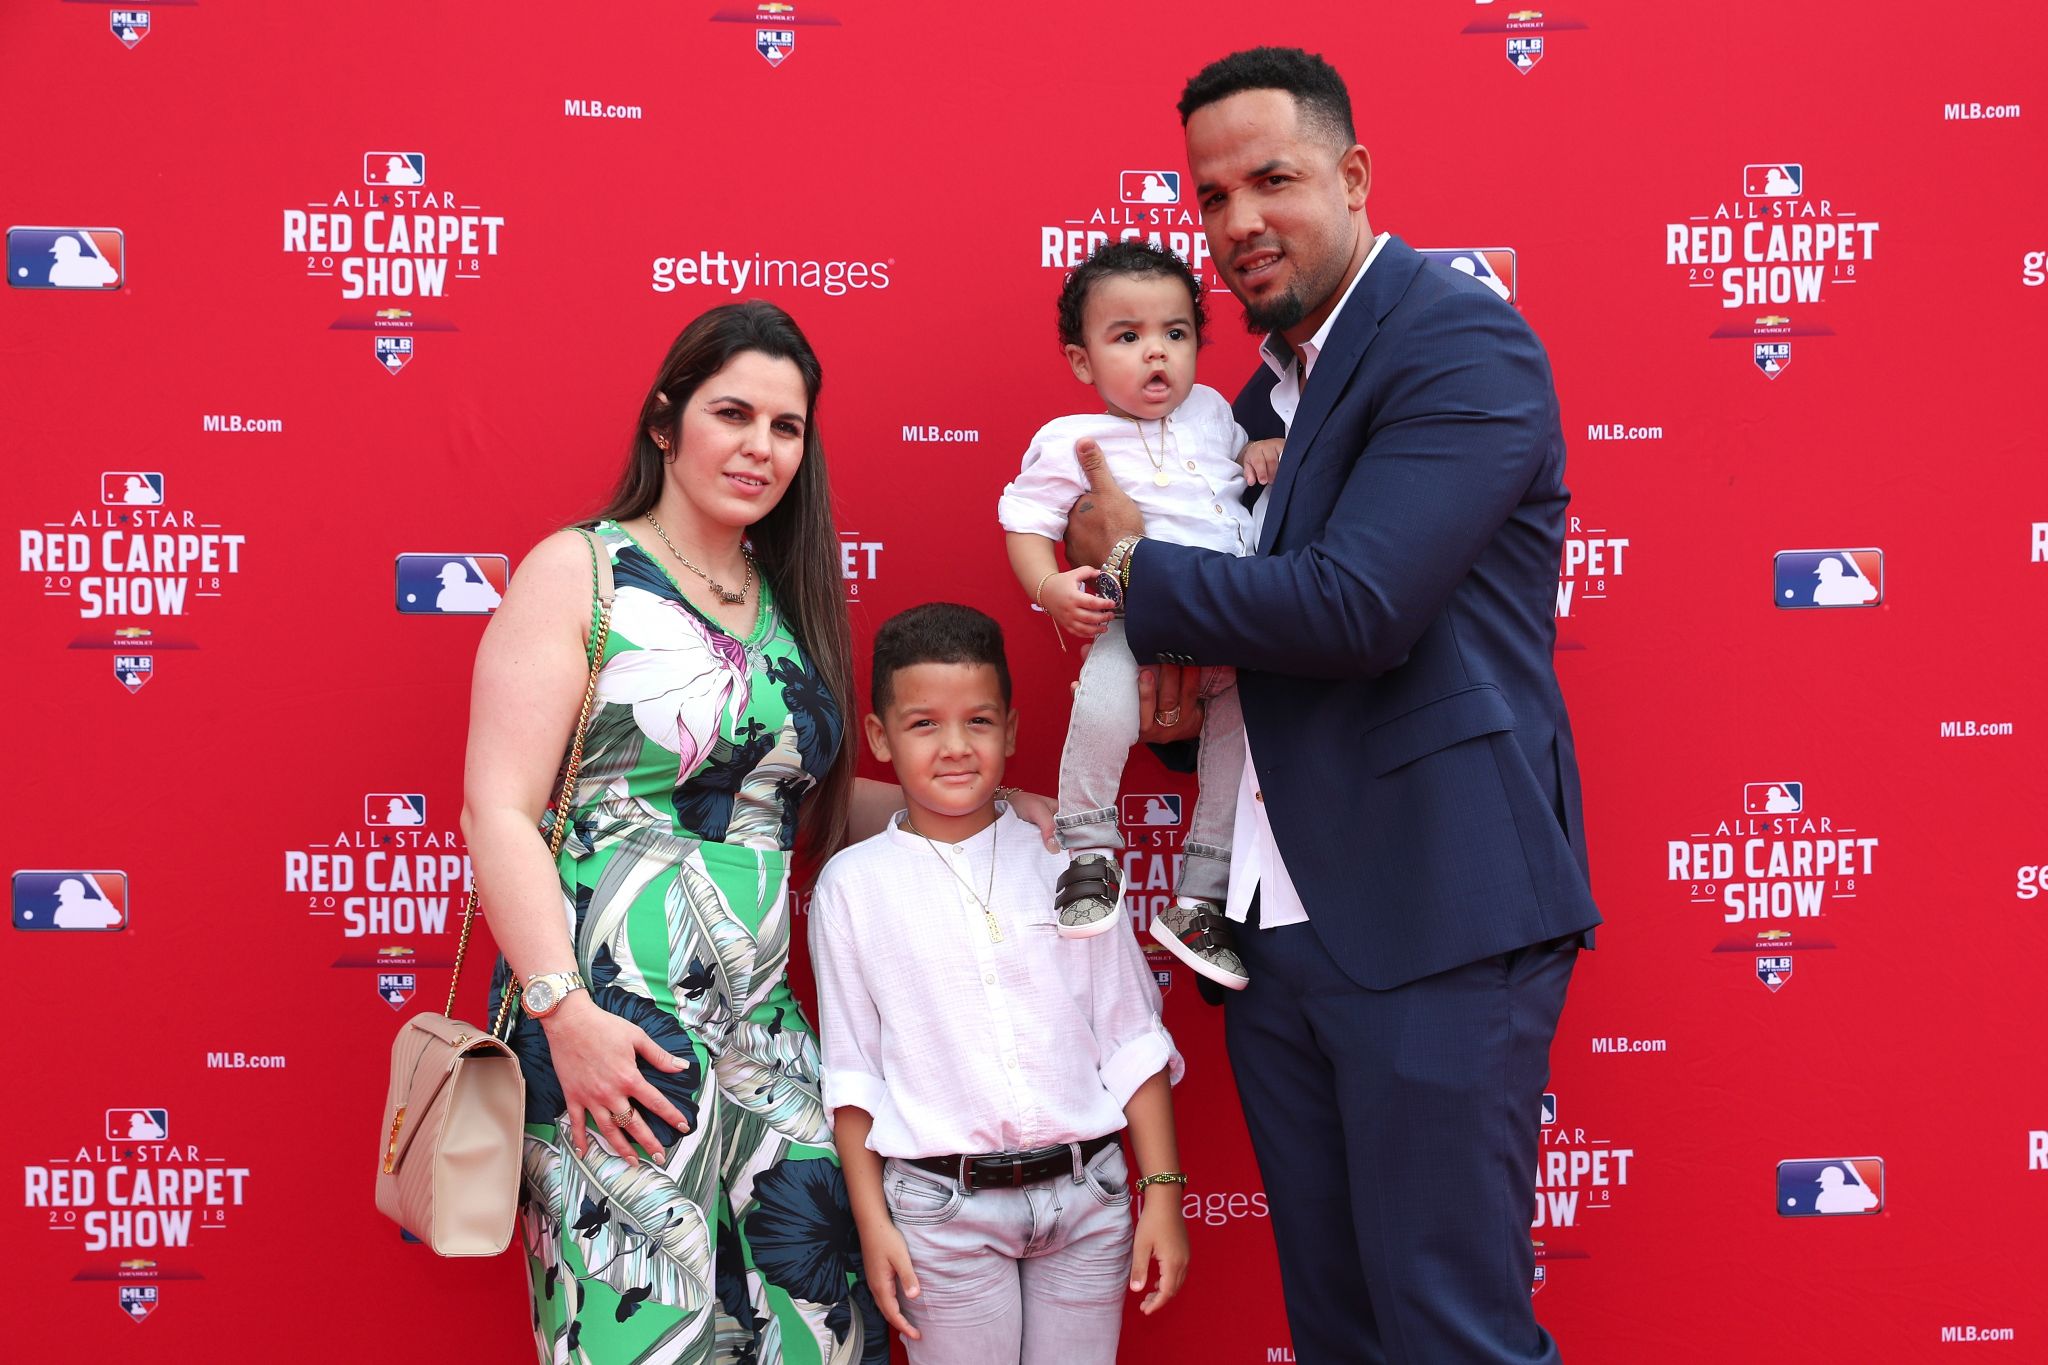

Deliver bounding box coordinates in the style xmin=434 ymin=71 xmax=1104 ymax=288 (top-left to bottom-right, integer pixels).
xmin=1069 ymin=47 xmax=1601 ymax=1364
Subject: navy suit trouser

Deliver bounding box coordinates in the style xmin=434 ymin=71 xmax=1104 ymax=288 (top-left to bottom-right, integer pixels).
xmin=1225 ymin=917 xmax=1576 ymax=1364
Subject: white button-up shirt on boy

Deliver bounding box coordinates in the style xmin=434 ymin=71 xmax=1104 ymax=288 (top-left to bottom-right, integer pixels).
xmin=809 ymin=806 xmax=1182 ymax=1158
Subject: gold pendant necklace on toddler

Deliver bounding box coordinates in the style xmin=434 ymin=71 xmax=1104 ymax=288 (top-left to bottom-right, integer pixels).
xmin=1131 ymin=416 xmax=1171 ymax=487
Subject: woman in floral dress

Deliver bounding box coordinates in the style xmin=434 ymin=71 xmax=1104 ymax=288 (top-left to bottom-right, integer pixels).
xmin=464 ymin=302 xmax=891 ymax=1364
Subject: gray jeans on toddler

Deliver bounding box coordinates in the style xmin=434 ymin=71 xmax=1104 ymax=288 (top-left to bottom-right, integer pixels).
xmin=1052 ymin=620 xmax=1245 ymax=904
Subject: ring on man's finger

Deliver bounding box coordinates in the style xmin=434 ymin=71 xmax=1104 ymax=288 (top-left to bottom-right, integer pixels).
xmin=1154 ymin=707 xmax=1183 ymax=726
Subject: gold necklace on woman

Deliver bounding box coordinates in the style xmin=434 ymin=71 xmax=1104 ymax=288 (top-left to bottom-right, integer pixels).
xmin=905 ymin=815 xmax=1003 ymax=942
xmin=645 ymin=512 xmax=754 ymax=604
xmin=1131 ymin=416 xmax=1171 ymax=487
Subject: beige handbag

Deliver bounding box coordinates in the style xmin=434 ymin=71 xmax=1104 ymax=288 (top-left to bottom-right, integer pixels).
xmin=375 ymin=529 xmax=615 ymax=1256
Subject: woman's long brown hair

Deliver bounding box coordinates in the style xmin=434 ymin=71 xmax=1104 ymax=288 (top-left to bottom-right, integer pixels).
xmin=594 ymin=301 xmax=854 ymax=872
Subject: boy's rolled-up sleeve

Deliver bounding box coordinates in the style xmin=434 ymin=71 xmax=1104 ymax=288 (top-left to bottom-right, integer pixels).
xmin=1091 ymin=914 xmax=1185 ymax=1106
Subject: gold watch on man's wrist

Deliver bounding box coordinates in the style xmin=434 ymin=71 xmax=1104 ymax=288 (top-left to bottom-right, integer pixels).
xmin=1095 ymin=535 xmax=1143 ymax=612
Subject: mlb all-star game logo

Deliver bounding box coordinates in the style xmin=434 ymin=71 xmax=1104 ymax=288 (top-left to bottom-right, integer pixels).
xmin=1666 ymin=781 xmax=1882 ymax=978
xmin=1461 ymin=8 xmax=1590 ymax=74
xmin=707 ymin=2 xmax=841 ymax=66
xmin=839 ymin=531 xmax=883 ymax=602
xmin=1663 ymin=163 xmax=1882 ymax=375
xmin=16 ymin=472 xmax=249 ymax=687
xmin=1555 ymin=513 xmax=1629 ymax=625
xmin=1040 ymin=167 xmax=1219 ymax=290
xmin=1532 ymin=1090 xmax=1635 ymax=1287
xmin=278 ymin=150 xmax=506 ymax=373
xmin=282 ymin=793 xmax=470 ymax=1001
xmin=1118 ymin=790 xmax=1191 ymax=974
xmin=20 ymin=1107 xmax=254 ymax=1311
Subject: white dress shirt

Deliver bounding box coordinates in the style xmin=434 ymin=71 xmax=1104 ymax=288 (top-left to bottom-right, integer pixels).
xmin=809 ymin=806 xmax=1183 ymax=1158
xmin=1227 ymin=232 xmax=1390 ymax=930
xmin=998 ymin=383 xmax=1253 ymax=557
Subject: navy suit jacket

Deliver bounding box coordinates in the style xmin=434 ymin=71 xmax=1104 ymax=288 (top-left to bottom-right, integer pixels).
xmin=1126 ymin=236 xmax=1600 ymax=990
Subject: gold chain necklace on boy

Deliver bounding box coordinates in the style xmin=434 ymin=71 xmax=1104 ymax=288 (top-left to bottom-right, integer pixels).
xmin=645 ymin=513 xmax=754 ymax=604
xmin=907 ymin=815 xmax=1002 ymax=942
xmin=1131 ymin=416 xmax=1171 ymax=487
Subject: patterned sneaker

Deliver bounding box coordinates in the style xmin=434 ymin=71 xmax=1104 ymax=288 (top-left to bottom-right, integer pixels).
xmin=1148 ymin=900 xmax=1250 ymax=990
xmin=1054 ymin=853 xmax=1126 ymax=939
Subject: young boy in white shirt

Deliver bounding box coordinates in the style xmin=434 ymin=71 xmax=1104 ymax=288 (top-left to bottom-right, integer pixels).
xmin=998 ymin=239 xmax=1278 ymax=990
xmin=809 ymin=603 xmax=1189 ymax=1365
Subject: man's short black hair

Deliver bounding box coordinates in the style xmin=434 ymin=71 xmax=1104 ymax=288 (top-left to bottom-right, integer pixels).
xmin=870 ymin=602 xmax=1012 ymax=716
xmin=1056 ymin=239 xmax=1207 ymax=350
xmin=1177 ymin=47 xmax=1356 ymax=147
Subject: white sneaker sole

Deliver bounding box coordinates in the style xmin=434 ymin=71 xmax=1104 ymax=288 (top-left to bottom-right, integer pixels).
xmin=1056 ymin=858 xmax=1127 ymax=939
xmin=1147 ymin=913 xmax=1251 ymax=990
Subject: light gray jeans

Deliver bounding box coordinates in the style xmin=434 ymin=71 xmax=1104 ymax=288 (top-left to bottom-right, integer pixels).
xmin=1054 ymin=619 xmax=1246 ymax=903
xmin=882 ymin=1144 xmax=1135 ymax=1365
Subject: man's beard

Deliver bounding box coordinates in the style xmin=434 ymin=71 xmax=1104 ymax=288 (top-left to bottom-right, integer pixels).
xmin=1241 ymin=287 xmax=1310 ymax=336
xmin=1236 ymin=245 xmax=1346 ymax=337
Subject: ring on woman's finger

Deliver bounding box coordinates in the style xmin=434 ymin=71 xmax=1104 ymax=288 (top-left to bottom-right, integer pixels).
xmin=611 ymin=1109 xmax=635 ymax=1127
xmin=1153 ymin=707 xmax=1183 ymax=726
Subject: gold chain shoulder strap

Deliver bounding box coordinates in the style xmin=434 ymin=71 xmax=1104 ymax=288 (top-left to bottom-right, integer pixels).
xmin=445 ymin=527 xmax=618 ymax=1033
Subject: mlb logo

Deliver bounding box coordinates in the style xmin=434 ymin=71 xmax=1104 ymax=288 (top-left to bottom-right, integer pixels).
xmin=1776 ymin=1157 xmax=1883 ymax=1216
xmin=394 ymin=553 xmax=509 ymax=614
xmin=102 ymin=471 xmax=165 ymax=506
xmin=1744 ymin=782 xmax=1803 ymax=814
xmin=374 ymin=335 xmax=414 ymax=375
xmin=114 ymin=655 xmax=153 ymax=693
xmin=366 ymin=793 xmax=427 ymax=826
xmin=1755 ymin=955 xmax=1794 ymax=992
xmin=1142 ymin=944 xmax=1175 ymax=996
xmin=6 ymin=227 xmax=125 ymax=290
xmin=1507 ymin=36 xmax=1543 ymax=71
xmin=363 ymin=152 xmax=426 ymax=187
xmin=118 ymin=1285 xmax=158 ymax=1324
xmin=1420 ymin=248 xmax=1517 ymax=304
xmin=1121 ymin=793 xmax=1185 ymax=827
xmin=1530 ymin=1265 xmax=1546 ymax=1296
xmin=1754 ymin=341 xmax=1790 ymax=378
xmin=1540 ymin=1092 xmax=1556 ymax=1125
xmin=106 ymin=1108 xmax=169 ymax=1141
xmin=757 ymin=28 xmax=794 ymax=63
xmin=379 ymin=972 xmax=418 ymax=1009
xmin=1773 ymin=549 xmax=1883 ymax=609
xmin=1120 ymin=171 xmax=1181 ymax=205
xmin=1744 ymin=163 xmax=1804 ymax=198
xmin=12 ymin=870 xmax=128 ymax=931
xmin=110 ymin=10 xmax=149 ymax=47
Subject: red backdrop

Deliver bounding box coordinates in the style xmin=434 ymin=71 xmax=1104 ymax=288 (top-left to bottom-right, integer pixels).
xmin=7 ymin=2 xmax=2047 ymax=1360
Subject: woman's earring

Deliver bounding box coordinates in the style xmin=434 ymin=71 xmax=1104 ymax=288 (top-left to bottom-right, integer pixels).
xmin=653 ymin=432 xmax=674 ymax=464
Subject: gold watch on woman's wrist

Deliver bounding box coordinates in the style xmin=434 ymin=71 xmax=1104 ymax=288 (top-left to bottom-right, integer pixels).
xmin=522 ymin=970 xmax=586 ymax=1018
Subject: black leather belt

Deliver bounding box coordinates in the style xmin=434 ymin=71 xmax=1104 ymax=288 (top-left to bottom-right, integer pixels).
xmin=904 ymin=1133 xmax=1121 ymax=1191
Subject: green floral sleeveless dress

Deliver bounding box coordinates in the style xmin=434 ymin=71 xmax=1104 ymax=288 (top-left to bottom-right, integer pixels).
xmin=493 ymin=521 xmax=879 ymax=1365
